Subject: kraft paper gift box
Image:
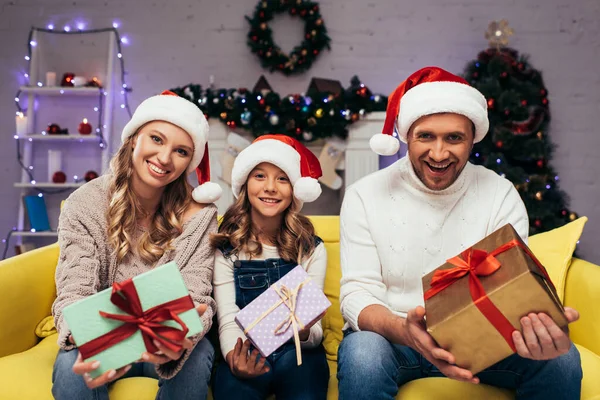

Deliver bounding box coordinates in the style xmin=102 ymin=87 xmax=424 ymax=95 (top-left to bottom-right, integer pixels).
xmin=235 ymin=265 xmax=331 ymax=365
xmin=422 ymin=224 xmax=568 ymax=374
xmin=63 ymin=261 xmax=203 ymax=378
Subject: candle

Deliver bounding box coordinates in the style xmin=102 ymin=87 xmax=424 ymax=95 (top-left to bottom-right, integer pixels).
xmin=78 ymin=118 xmax=92 ymax=135
xmin=46 ymin=71 xmax=57 ymax=87
xmin=15 ymin=113 xmax=27 ymax=136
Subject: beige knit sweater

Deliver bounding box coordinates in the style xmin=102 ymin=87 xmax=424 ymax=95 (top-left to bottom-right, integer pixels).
xmin=52 ymin=174 xmax=218 ymax=379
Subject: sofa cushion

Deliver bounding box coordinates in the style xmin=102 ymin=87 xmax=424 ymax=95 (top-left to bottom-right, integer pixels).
xmin=528 ymin=217 xmax=587 ymax=302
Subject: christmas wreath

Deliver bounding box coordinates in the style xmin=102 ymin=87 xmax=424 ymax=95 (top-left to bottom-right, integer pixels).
xmin=246 ymin=0 xmax=331 ymax=76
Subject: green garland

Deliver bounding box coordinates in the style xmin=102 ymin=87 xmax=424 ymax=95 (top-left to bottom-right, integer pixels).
xmin=170 ymin=76 xmax=387 ymax=143
xmin=246 ymin=0 xmax=331 ymax=75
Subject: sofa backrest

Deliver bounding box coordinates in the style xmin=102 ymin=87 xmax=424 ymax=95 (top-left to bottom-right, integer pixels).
xmin=308 ymin=216 xmax=344 ymax=361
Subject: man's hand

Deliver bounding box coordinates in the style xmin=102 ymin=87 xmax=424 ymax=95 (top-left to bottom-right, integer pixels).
xmin=226 ymin=338 xmax=270 ymax=379
xmin=513 ymin=307 xmax=578 ymax=360
xmin=403 ymin=306 xmax=479 ymax=384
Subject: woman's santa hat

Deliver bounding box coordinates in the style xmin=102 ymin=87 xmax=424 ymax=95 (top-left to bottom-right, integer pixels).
xmin=231 ymin=134 xmax=323 ymax=203
xmin=370 ymin=66 xmax=490 ymax=156
xmin=121 ymin=90 xmax=222 ymax=203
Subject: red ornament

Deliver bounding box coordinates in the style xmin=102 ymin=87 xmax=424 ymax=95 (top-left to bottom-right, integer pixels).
xmin=295 ymin=128 xmax=302 ymax=135
xmin=305 ymin=34 xmax=311 ymax=40
xmin=504 ymin=109 xmax=511 ymax=116
xmin=300 ymin=9 xmax=307 ymax=16
xmin=313 ymin=49 xmax=319 ymax=55
xmin=540 ymin=89 xmax=547 ymax=96
xmin=226 ymin=121 xmax=237 ymax=129
xmin=537 ymin=159 xmax=545 ymax=168
xmin=251 ymin=35 xmax=258 ymax=42
xmin=561 ymin=210 xmax=568 ymax=216
xmin=500 ymin=71 xmax=508 ymax=78
xmin=52 ymin=171 xmax=67 ymax=184
xmin=496 ymin=141 xmax=503 ymax=148
xmin=472 ymin=72 xmax=479 ymax=79
xmin=78 ymin=118 xmax=92 ymax=135
xmin=84 ymin=170 xmax=99 ymax=182
xmin=542 ymin=98 xmax=549 ymax=106
xmin=259 ymin=11 xmax=265 ymax=18
xmin=290 ymin=8 xmax=296 ymax=14
xmin=517 ymin=63 xmax=525 ymax=71
xmin=487 ymin=98 xmax=495 ymax=109
xmin=534 ymin=219 xmax=542 ymax=228
xmin=259 ymin=99 xmax=266 ymax=106
xmin=521 ymin=100 xmax=528 ymax=106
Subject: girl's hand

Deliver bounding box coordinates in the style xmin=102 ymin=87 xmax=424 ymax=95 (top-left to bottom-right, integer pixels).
xmin=226 ymin=338 xmax=270 ymax=379
xmin=298 ymin=310 xmax=326 ymax=341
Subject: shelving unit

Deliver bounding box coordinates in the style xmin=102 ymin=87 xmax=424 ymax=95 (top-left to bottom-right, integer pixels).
xmin=8 ymin=29 xmax=119 ymax=256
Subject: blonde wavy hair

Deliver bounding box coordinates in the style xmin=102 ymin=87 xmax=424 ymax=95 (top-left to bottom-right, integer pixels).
xmin=107 ymin=133 xmax=193 ymax=264
xmin=210 ymin=185 xmax=316 ymax=264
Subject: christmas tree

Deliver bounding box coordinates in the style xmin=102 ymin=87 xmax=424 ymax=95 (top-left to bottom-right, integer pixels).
xmin=463 ymin=21 xmax=577 ymax=234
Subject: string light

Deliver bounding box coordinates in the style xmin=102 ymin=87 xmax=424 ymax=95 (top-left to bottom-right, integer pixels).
xmin=64 ymin=25 xmax=71 ymax=32
xmin=47 ymin=24 xmax=54 ymax=30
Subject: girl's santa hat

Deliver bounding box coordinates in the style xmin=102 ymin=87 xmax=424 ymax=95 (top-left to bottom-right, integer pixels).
xmin=370 ymin=66 xmax=490 ymax=155
xmin=121 ymin=90 xmax=222 ymax=203
xmin=231 ymin=134 xmax=323 ymax=203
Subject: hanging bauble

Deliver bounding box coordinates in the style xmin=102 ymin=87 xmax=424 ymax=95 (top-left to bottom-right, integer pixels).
xmin=220 ymin=112 xmax=228 ymax=120
xmin=537 ymin=131 xmax=543 ymax=139
xmin=569 ymin=212 xmax=577 ymax=221
xmin=534 ymin=219 xmax=542 ymax=228
xmin=535 ymin=192 xmax=543 ymax=201
xmin=307 ymin=117 xmax=317 ymax=127
xmin=487 ymin=98 xmax=495 ymax=109
xmin=241 ymin=110 xmax=252 ymax=125
xmin=540 ymin=88 xmax=547 ymax=96
xmin=303 ymin=132 xmax=313 ymax=141
xmin=213 ymin=98 xmax=220 ymax=104
xmin=315 ymin=109 xmax=324 ymax=118
xmin=344 ymin=109 xmax=352 ymax=121
xmin=329 ymin=109 xmax=335 ymax=117
xmin=269 ymin=114 xmax=280 ymax=125
xmin=521 ymin=100 xmax=528 ymax=106
xmin=537 ymin=159 xmax=545 ymax=168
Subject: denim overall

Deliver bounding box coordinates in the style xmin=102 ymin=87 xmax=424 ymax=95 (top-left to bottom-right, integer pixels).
xmin=212 ymin=237 xmax=330 ymax=400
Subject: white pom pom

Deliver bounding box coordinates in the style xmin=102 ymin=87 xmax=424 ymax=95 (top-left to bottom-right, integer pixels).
xmin=369 ymin=134 xmax=400 ymax=156
xmin=192 ymin=182 xmax=222 ymax=203
xmin=293 ymin=177 xmax=322 ymax=203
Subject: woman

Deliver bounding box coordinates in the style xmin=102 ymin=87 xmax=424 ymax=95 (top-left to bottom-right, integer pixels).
xmin=51 ymin=90 xmax=222 ymax=400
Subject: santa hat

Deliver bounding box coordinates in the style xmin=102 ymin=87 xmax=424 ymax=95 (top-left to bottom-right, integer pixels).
xmin=231 ymin=134 xmax=323 ymax=203
xmin=370 ymin=66 xmax=489 ymax=156
xmin=121 ymin=90 xmax=222 ymax=203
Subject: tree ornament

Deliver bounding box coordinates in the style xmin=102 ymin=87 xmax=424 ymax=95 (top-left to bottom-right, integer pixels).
xmin=241 ymin=110 xmax=252 ymax=125
xmin=537 ymin=159 xmax=545 ymax=168
xmin=569 ymin=212 xmax=577 ymax=221
xmin=487 ymin=98 xmax=495 ymax=109
xmin=220 ymin=112 xmax=228 ymax=120
xmin=307 ymin=117 xmax=317 ymax=127
xmin=302 ymin=131 xmax=313 ymax=141
xmin=535 ymin=191 xmax=543 ymax=201
xmin=315 ymin=108 xmax=324 ymax=118
xmin=534 ymin=219 xmax=542 ymax=228
xmin=269 ymin=114 xmax=280 ymax=125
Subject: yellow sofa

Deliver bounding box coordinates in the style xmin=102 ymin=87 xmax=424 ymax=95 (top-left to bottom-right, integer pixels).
xmin=0 ymin=216 xmax=599 ymax=399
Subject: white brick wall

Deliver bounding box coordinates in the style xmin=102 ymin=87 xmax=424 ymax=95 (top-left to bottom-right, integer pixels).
xmin=0 ymin=0 xmax=598 ymax=262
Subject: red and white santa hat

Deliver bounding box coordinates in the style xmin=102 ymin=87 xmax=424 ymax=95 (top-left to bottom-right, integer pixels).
xmin=121 ymin=90 xmax=222 ymax=203
xmin=370 ymin=66 xmax=489 ymax=156
xmin=231 ymin=134 xmax=323 ymax=203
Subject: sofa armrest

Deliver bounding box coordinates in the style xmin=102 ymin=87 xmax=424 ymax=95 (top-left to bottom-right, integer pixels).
xmin=0 ymin=244 xmax=59 ymax=357
xmin=564 ymin=257 xmax=600 ymax=357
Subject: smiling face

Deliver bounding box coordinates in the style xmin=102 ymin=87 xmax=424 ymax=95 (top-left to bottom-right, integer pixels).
xmin=407 ymin=113 xmax=474 ymax=191
xmin=246 ymin=162 xmax=293 ymax=224
xmin=130 ymin=120 xmax=194 ymax=195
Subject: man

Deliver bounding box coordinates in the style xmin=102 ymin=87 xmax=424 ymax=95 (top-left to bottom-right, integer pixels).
xmin=337 ymin=66 xmax=581 ymax=400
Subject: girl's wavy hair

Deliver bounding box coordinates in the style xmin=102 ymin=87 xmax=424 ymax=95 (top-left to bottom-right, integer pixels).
xmin=210 ymin=184 xmax=316 ymax=264
xmin=107 ymin=132 xmax=192 ymax=264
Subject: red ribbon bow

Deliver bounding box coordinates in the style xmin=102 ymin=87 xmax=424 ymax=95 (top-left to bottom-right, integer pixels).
xmin=424 ymin=239 xmax=555 ymax=352
xmin=78 ymin=278 xmax=195 ymax=360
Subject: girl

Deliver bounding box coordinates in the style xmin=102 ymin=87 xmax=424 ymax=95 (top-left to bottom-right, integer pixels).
xmin=212 ymin=134 xmax=330 ymax=400
xmin=51 ymin=90 xmax=222 ymax=400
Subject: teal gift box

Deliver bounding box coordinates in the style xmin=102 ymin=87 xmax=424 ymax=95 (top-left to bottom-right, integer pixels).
xmin=63 ymin=262 xmax=203 ymax=378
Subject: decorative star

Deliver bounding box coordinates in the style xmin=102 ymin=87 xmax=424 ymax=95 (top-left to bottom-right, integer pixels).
xmin=485 ymin=20 xmax=514 ymax=49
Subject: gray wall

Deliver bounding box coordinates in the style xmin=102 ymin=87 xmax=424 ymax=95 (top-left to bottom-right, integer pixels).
xmin=1 ymin=0 xmax=599 ymax=262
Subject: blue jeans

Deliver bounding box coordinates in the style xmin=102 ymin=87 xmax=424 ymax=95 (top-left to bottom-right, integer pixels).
xmin=337 ymin=330 xmax=582 ymax=400
xmin=52 ymin=337 xmax=214 ymax=400
xmin=212 ymin=342 xmax=329 ymax=400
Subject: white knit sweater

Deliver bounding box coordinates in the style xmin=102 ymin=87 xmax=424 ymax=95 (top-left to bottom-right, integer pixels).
xmin=339 ymin=156 xmax=529 ymax=331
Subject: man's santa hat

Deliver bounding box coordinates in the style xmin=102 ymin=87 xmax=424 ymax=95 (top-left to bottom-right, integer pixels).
xmin=231 ymin=134 xmax=323 ymax=203
xmin=370 ymin=66 xmax=489 ymax=156
xmin=121 ymin=90 xmax=222 ymax=203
